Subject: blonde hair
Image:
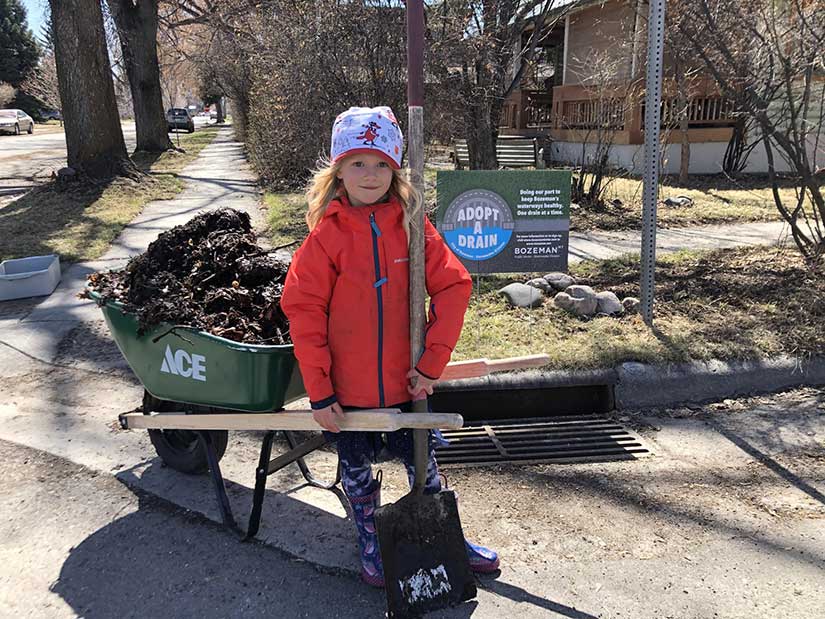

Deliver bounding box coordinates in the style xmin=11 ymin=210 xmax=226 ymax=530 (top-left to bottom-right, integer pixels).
xmin=304 ymin=157 xmax=419 ymax=242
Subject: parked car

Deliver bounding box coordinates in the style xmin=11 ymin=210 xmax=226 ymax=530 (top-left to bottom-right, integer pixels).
xmin=40 ymin=109 xmax=62 ymax=121
xmin=166 ymin=108 xmax=195 ymax=133
xmin=0 ymin=109 xmax=34 ymax=135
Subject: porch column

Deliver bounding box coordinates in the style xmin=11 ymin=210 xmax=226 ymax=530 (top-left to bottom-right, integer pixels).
xmin=562 ymin=14 xmax=570 ymax=85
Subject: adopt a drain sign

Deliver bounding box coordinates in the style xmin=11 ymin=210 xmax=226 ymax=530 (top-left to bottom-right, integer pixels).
xmin=440 ymin=189 xmax=514 ymax=261
xmin=436 ymin=170 xmax=571 ymax=274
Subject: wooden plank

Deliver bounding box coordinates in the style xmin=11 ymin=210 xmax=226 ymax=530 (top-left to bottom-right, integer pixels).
xmin=440 ymin=354 xmax=550 ymax=381
xmin=122 ymin=409 xmax=464 ymax=432
xmin=485 ymin=353 xmax=549 ymax=372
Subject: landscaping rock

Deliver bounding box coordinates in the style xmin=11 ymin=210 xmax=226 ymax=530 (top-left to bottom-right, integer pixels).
xmin=525 ymin=277 xmax=552 ymax=293
xmin=622 ymin=297 xmax=641 ymax=314
xmin=543 ymin=272 xmax=575 ymax=291
xmin=565 ymin=284 xmax=597 ymax=299
xmin=554 ymin=285 xmax=598 ymax=317
xmin=596 ymin=291 xmax=623 ymax=315
xmin=663 ymin=195 xmax=694 ymax=208
xmin=498 ymin=283 xmax=544 ymax=308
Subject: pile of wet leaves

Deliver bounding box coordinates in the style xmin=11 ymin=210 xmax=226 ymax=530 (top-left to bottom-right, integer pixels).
xmin=84 ymin=208 xmax=292 ymax=344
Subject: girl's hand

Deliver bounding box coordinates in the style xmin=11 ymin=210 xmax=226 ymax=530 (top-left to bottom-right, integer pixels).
xmin=313 ymin=401 xmax=345 ymax=432
xmin=407 ymin=368 xmax=437 ymax=401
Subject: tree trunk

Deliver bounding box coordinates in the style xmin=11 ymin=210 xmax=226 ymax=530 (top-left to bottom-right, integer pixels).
xmin=464 ymin=100 xmax=498 ymax=169
xmin=231 ymin=94 xmax=250 ymax=141
xmin=109 ymin=0 xmax=172 ymax=153
xmin=49 ymin=0 xmax=135 ymax=179
xmin=215 ymin=98 xmax=224 ymax=124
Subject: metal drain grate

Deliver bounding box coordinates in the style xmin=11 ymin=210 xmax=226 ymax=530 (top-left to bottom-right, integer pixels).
xmin=435 ymin=415 xmax=652 ymax=467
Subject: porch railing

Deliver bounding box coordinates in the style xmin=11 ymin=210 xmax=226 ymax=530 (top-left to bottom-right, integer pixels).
xmin=542 ymin=81 xmax=737 ymax=137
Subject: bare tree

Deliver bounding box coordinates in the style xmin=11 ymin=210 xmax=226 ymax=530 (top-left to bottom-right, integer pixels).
xmin=160 ymin=0 xmax=254 ymax=136
xmin=19 ymin=53 xmax=61 ymax=110
xmin=559 ymin=45 xmax=638 ymax=209
xmin=675 ymin=0 xmax=825 ymax=263
xmin=109 ymin=0 xmax=173 ymax=152
xmin=48 ymin=0 xmax=136 ymax=178
xmin=722 ymin=114 xmax=760 ymax=177
xmin=428 ymin=0 xmax=560 ymax=169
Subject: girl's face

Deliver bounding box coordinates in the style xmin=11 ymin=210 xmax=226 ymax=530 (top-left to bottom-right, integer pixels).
xmin=336 ymin=152 xmax=393 ymax=207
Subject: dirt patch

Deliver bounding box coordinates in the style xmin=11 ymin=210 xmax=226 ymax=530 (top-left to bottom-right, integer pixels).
xmin=85 ymin=208 xmax=291 ymax=344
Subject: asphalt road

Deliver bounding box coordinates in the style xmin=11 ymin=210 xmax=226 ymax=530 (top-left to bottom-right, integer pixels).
xmin=0 ymin=117 xmax=212 ymax=202
xmin=0 ymin=439 xmax=385 ymax=619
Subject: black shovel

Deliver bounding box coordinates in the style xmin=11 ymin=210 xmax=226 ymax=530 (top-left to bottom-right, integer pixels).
xmin=374 ymin=428 xmax=476 ymax=617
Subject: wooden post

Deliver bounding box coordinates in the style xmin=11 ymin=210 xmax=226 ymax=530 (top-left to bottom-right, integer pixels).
xmin=407 ymin=0 xmax=428 ymax=493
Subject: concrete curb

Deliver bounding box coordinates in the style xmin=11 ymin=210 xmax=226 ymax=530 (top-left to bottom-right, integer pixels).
xmin=434 ymin=356 xmax=825 ymax=410
xmin=614 ymin=356 xmax=825 ymax=409
xmin=435 ymin=367 xmax=617 ymax=391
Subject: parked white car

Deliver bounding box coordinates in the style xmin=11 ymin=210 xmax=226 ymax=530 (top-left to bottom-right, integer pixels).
xmin=0 ymin=109 xmax=34 ymax=135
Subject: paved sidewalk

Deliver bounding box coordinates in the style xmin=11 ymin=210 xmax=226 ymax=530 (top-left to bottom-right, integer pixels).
xmin=569 ymin=220 xmax=789 ymax=263
xmin=1 ymin=370 xmax=823 ymax=618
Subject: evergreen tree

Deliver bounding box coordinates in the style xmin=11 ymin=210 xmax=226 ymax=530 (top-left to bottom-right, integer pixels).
xmin=39 ymin=11 xmax=54 ymax=52
xmin=0 ymin=0 xmax=40 ymax=86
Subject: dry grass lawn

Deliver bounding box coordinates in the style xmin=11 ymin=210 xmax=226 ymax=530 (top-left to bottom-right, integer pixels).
xmin=570 ymin=173 xmax=804 ymax=231
xmin=455 ymin=245 xmax=824 ymax=369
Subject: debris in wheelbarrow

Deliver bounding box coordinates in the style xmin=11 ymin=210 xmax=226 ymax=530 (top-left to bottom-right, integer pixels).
xmin=83 ymin=208 xmax=292 ymax=344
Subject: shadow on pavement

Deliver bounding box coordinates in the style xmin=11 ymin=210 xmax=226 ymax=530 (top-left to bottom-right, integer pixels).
xmin=50 ymin=491 xmax=386 ymax=618
xmin=708 ymin=418 xmax=825 ymax=507
xmin=480 ymin=580 xmax=598 ymax=619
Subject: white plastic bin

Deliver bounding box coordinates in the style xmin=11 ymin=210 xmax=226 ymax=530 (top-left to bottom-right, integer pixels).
xmin=0 ymin=254 xmax=61 ymax=301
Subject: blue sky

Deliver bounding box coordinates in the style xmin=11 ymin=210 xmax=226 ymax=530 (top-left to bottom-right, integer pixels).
xmin=21 ymin=0 xmax=48 ymax=42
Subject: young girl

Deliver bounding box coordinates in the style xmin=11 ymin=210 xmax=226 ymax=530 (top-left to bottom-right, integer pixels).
xmin=280 ymin=106 xmax=499 ymax=588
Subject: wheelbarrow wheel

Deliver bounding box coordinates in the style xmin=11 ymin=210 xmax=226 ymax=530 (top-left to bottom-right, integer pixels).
xmin=142 ymin=391 xmax=229 ymax=475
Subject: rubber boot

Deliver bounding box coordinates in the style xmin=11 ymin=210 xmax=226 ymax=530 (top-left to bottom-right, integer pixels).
xmin=465 ymin=539 xmax=500 ymax=573
xmin=346 ymin=473 xmax=384 ymax=588
xmin=405 ymin=455 xmax=500 ymax=574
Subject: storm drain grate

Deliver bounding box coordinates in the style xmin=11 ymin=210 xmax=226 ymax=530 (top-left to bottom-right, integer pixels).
xmin=435 ymin=415 xmax=653 ymax=467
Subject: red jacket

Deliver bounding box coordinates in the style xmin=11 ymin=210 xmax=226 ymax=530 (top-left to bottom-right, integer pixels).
xmin=280 ymin=194 xmax=472 ymax=409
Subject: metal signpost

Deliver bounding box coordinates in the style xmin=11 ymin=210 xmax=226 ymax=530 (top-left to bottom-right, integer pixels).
xmin=640 ymin=0 xmax=667 ymax=325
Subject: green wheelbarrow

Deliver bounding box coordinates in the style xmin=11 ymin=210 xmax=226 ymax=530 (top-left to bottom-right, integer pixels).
xmin=89 ymin=290 xmax=464 ymax=538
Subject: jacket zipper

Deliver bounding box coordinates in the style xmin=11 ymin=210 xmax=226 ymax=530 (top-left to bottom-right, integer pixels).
xmin=369 ymin=212 xmax=386 ymax=406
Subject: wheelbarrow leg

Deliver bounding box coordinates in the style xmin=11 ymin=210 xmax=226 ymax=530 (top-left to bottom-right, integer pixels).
xmin=244 ymin=430 xmax=339 ymax=541
xmin=199 ymin=430 xmax=240 ymax=534
xmin=244 ymin=430 xmax=276 ymax=542
xmin=284 ymin=430 xmax=341 ymax=490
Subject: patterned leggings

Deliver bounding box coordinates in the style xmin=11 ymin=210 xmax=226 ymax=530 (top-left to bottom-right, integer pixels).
xmin=324 ymin=401 xmax=448 ymax=498
xmin=334 ymin=428 xmax=443 ymax=498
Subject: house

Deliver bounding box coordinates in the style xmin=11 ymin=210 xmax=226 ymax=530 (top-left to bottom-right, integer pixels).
xmin=500 ymin=0 xmax=811 ymax=175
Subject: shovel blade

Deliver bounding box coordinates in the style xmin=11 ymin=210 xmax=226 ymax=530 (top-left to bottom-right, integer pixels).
xmin=375 ymin=490 xmax=476 ymax=618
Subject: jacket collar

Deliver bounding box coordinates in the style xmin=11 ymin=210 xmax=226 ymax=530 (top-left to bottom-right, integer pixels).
xmin=324 ymin=193 xmax=404 ymax=225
